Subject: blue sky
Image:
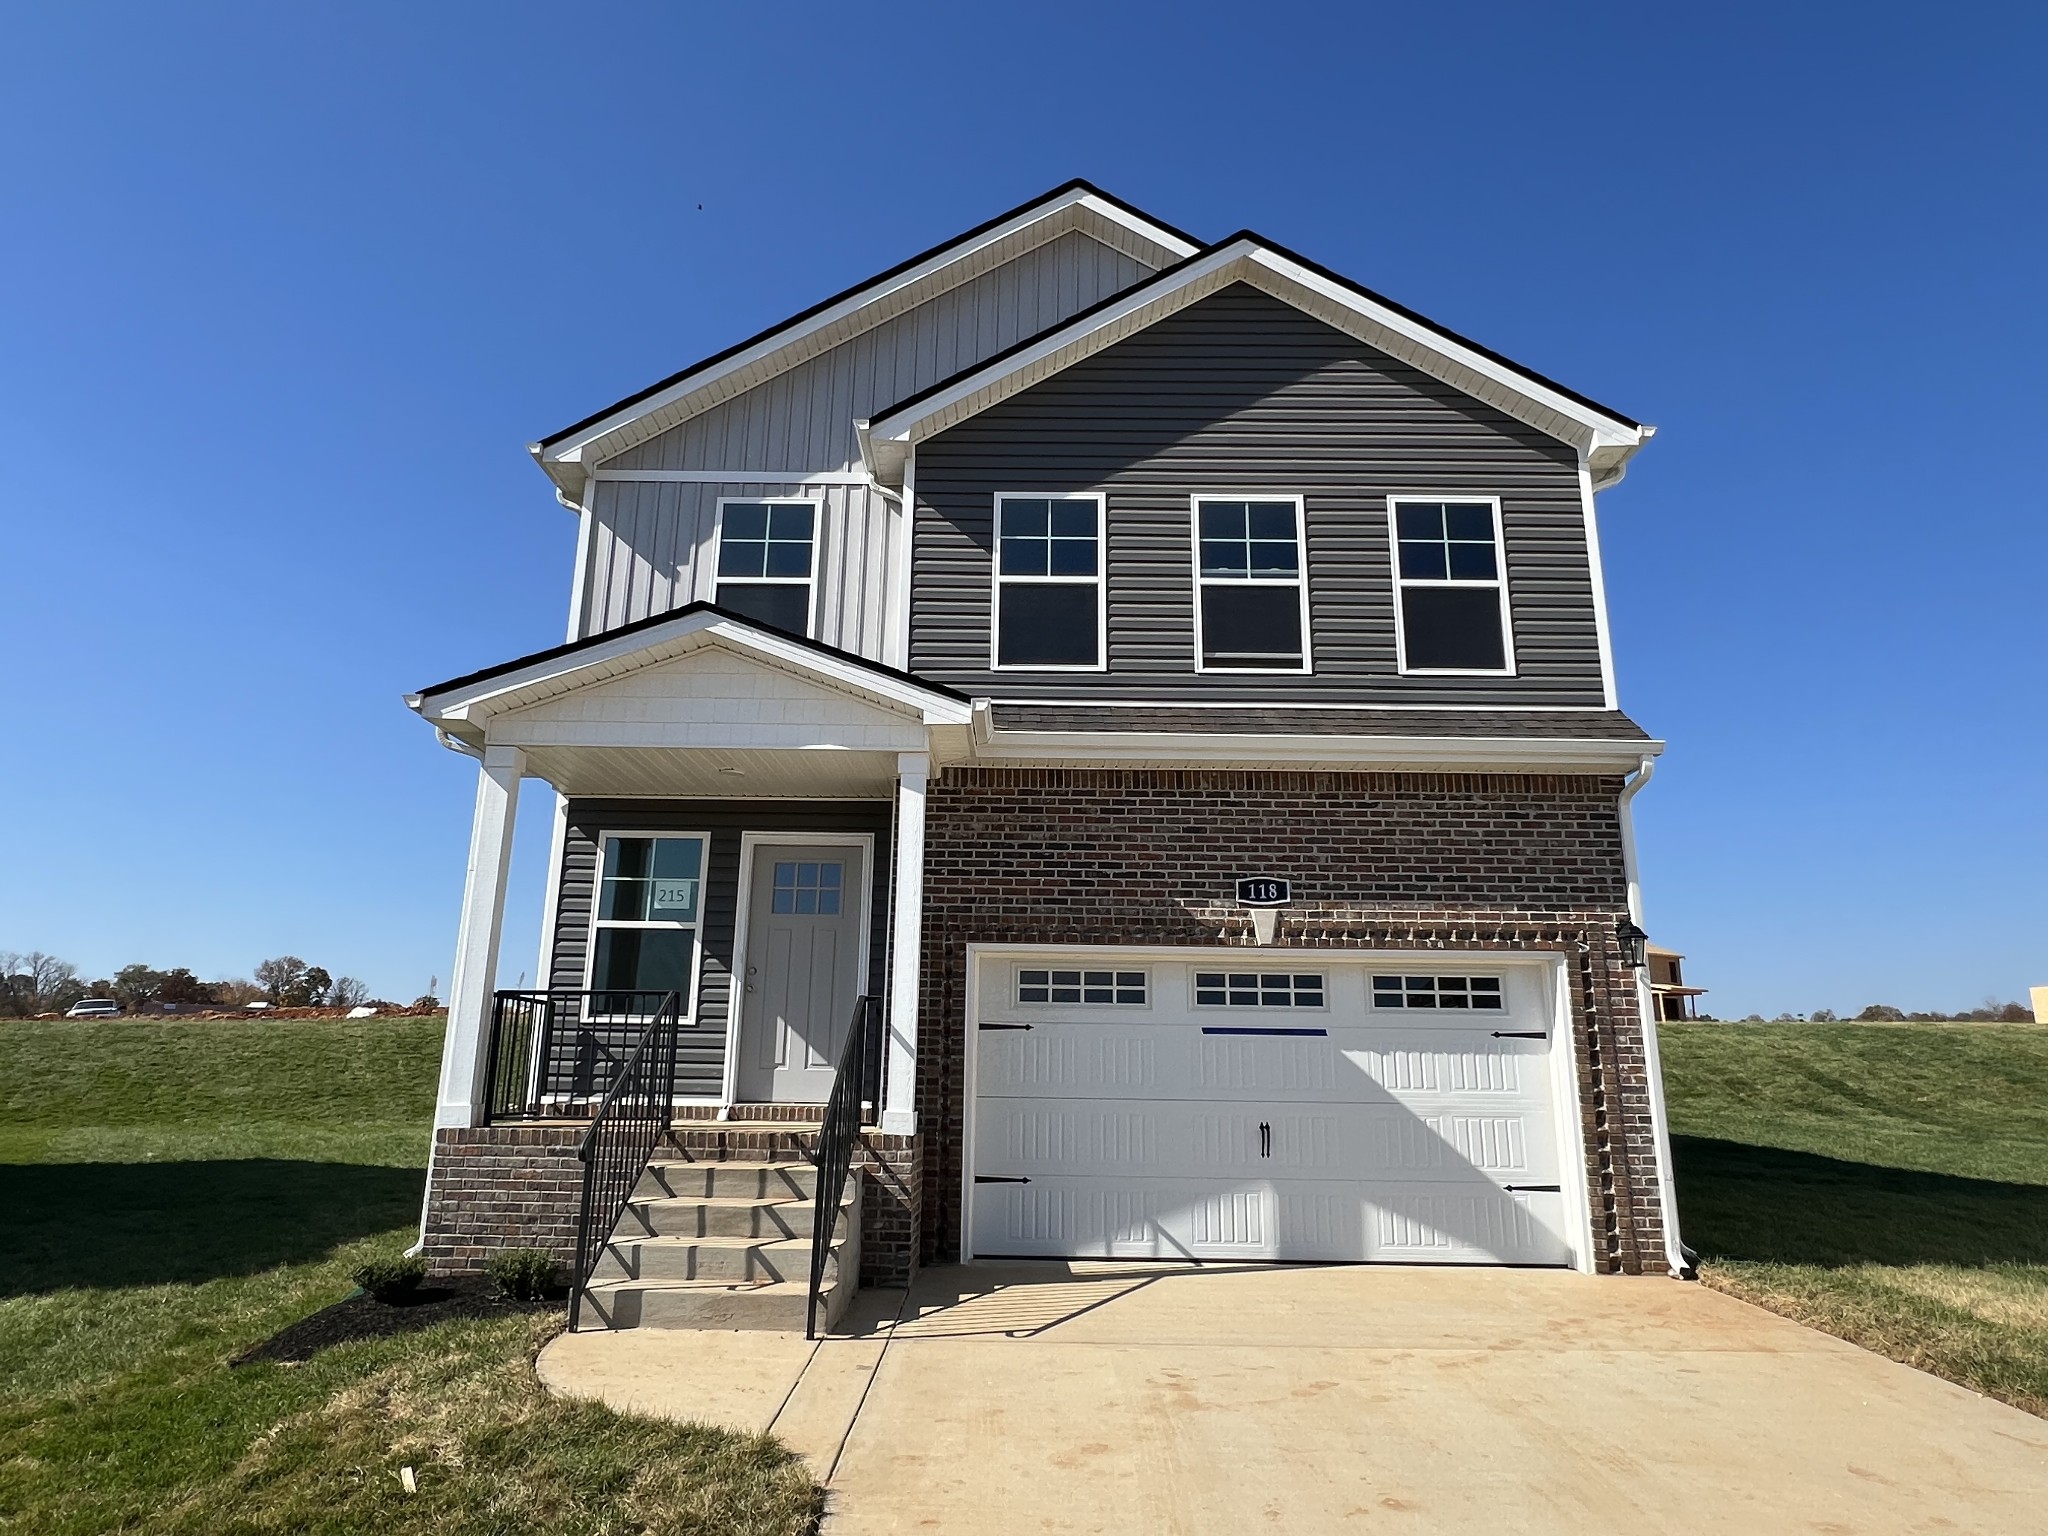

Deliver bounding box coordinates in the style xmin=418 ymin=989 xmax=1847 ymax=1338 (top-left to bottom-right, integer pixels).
xmin=3 ymin=3 xmax=2042 ymax=1016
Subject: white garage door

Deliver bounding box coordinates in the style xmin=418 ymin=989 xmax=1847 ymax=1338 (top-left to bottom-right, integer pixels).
xmin=968 ymin=953 xmax=1580 ymax=1267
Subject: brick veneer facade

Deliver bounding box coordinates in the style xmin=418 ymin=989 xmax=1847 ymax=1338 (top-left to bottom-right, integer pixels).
xmin=915 ymin=765 xmax=1671 ymax=1275
xmin=420 ymin=1123 xmax=922 ymax=1285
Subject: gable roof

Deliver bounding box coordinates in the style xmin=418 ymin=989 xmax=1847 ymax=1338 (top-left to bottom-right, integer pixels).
xmin=531 ymin=181 xmax=1200 ymax=498
xmin=858 ymin=232 xmax=1653 ymax=489
xmin=408 ymin=601 xmax=973 ymax=744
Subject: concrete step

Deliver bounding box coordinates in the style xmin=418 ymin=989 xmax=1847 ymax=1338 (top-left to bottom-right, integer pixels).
xmin=616 ymin=1189 xmax=852 ymax=1240
xmin=590 ymin=1233 xmax=843 ymax=1285
xmin=635 ymin=1159 xmax=819 ymax=1201
xmin=579 ymin=1276 xmax=826 ymax=1332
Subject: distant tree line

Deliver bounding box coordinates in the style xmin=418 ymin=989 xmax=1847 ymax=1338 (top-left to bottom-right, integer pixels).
xmin=0 ymin=950 xmax=437 ymax=1017
xmin=1704 ymin=998 xmax=2035 ymax=1024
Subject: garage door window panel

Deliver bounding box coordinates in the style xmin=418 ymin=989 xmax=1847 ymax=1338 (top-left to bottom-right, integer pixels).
xmin=1193 ymin=971 xmax=1326 ymax=1008
xmin=1018 ymin=968 xmax=1148 ymax=1006
xmin=1372 ymin=974 xmax=1505 ymax=1010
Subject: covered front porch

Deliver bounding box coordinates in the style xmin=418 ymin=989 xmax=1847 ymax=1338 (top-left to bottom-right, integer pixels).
xmin=409 ymin=603 xmax=975 ymax=1140
xmin=405 ymin=605 xmax=972 ymax=1322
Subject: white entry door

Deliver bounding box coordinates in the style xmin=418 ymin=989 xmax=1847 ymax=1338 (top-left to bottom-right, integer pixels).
xmin=969 ymin=953 xmax=1580 ymax=1267
xmin=736 ymin=843 xmax=867 ymax=1102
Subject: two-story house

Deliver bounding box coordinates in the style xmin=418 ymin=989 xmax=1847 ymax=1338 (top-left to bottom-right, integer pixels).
xmin=408 ymin=182 xmax=1686 ymax=1331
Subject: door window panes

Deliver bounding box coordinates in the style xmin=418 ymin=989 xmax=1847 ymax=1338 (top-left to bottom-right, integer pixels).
xmin=771 ymin=860 xmax=843 ymax=915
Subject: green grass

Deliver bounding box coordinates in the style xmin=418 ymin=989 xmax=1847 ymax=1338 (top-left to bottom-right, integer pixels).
xmin=1663 ymin=1020 xmax=2048 ymax=1415
xmin=0 ymin=1019 xmax=822 ymax=1534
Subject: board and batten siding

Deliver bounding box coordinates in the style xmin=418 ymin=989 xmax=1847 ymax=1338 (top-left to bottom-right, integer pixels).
xmin=607 ymin=232 xmax=1157 ymax=475
xmin=577 ymin=231 xmax=1159 ymax=654
xmin=548 ymin=800 xmax=893 ymax=1099
xmin=909 ymin=284 xmax=1609 ymax=707
xmin=578 ymin=479 xmax=895 ymax=656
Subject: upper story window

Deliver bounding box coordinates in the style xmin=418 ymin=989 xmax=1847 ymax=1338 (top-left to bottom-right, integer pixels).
xmin=1192 ymin=497 xmax=1309 ymax=672
xmin=716 ymin=499 xmax=816 ymax=638
xmin=992 ymin=494 xmax=1103 ymax=670
xmin=1390 ymin=498 xmax=1514 ymax=674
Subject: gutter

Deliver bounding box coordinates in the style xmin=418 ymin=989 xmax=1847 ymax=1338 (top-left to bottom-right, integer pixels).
xmin=1617 ymin=752 xmax=1696 ymax=1279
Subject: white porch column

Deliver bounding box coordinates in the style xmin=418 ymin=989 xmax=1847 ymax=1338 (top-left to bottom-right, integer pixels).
xmin=435 ymin=744 xmax=526 ymax=1129
xmin=882 ymin=750 xmax=929 ymax=1136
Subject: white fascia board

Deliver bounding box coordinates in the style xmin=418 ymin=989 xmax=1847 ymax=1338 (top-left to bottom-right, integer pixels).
xmin=972 ymin=724 xmax=1665 ymax=773
xmin=865 ymin=239 xmax=1651 ymax=479
xmin=1072 ymin=191 xmax=1201 ymax=261
xmin=413 ymin=612 xmax=972 ymax=730
xmin=538 ymin=190 xmax=1198 ymax=477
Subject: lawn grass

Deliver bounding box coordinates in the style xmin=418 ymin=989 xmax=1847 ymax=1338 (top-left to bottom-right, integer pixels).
xmin=1662 ymin=1019 xmax=2048 ymax=1416
xmin=0 ymin=1019 xmax=822 ymax=1535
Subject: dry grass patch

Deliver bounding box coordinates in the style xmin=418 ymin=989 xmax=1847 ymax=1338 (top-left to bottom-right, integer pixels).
xmin=163 ymin=1313 xmax=821 ymax=1536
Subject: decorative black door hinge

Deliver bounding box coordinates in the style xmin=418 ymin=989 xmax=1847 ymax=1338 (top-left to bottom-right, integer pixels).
xmin=974 ymin=1175 xmax=1031 ymax=1184
xmin=1503 ymin=1184 xmax=1561 ymax=1193
xmin=980 ymin=1022 xmax=1033 ymax=1031
xmin=1491 ymin=1031 xmax=1548 ymax=1039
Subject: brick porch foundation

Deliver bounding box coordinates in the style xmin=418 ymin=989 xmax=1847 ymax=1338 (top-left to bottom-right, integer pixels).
xmin=419 ymin=1122 xmax=923 ymax=1286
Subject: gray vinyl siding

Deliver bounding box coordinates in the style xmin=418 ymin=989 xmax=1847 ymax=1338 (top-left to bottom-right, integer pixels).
xmin=608 ymin=231 xmax=1156 ymax=475
xmin=909 ymin=284 xmax=1608 ymax=707
xmin=548 ymin=800 xmax=893 ymax=1099
xmin=577 ymin=231 xmax=1157 ymax=653
xmin=578 ymin=479 xmax=894 ymax=654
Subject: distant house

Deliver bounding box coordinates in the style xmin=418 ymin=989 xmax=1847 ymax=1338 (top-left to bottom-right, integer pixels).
xmin=1647 ymin=945 xmax=1706 ymax=1021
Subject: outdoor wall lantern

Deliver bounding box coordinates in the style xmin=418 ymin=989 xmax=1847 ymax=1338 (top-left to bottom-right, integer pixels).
xmin=1614 ymin=919 xmax=1649 ymax=970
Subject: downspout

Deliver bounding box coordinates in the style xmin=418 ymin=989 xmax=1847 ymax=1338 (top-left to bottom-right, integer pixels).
xmin=1617 ymin=752 xmax=1696 ymax=1279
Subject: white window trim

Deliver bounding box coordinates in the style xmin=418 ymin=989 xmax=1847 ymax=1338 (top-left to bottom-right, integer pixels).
xmin=1188 ymin=493 xmax=1313 ymax=675
xmin=988 ymin=491 xmax=1109 ymax=673
xmin=581 ymin=829 xmax=710 ymax=1023
xmin=711 ymin=496 xmax=823 ymax=640
xmin=1387 ymin=494 xmax=1517 ymax=678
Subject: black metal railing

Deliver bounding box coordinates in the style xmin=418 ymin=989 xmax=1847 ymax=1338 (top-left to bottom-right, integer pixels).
xmin=808 ymin=994 xmax=881 ymax=1340
xmin=567 ymin=989 xmax=682 ymax=1332
xmin=483 ymin=990 xmax=679 ymax=1123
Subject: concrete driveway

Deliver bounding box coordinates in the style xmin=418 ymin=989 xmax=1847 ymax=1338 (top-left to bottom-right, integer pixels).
xmin=541 ymin=1262 xmax=2048 ymax=1533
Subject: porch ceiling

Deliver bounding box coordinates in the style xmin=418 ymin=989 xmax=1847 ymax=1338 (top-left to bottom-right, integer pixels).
xmin=516 ymin=744 xmax=904 ymax=799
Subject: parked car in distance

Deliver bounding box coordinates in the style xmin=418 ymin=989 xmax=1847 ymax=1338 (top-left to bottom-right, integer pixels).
xmin=65 ymin=998 xmax=120 ymax=1019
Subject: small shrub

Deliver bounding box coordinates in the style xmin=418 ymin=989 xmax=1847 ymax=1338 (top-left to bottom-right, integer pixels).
xmin=352 ymin=1254 xmax=428 ymax=1303
xmin=487 ymin=1248 xmax=560 ymax=1301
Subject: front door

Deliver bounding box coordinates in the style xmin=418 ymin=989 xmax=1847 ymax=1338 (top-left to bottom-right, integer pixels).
xmin=736 ymin=842 xmax=866 ymax=1102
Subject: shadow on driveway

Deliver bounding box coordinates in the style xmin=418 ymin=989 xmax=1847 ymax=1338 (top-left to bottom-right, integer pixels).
xmin=0 ymin=1159 xmax=425 ymax=1294
xmin=1673 ymin=1134 xmax=2048 ymax=1267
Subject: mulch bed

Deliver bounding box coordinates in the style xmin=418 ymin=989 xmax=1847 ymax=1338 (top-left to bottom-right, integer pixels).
xmin=232 ymin=1277 xmax=563 ymax=1366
